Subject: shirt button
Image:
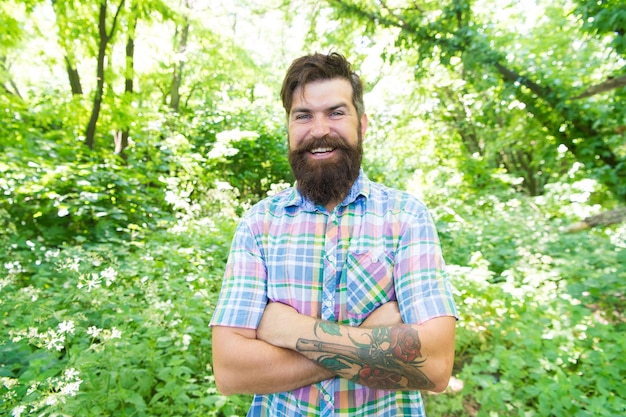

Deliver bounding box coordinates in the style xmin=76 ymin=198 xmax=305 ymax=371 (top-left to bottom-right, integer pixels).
xmin=327 ymin=254 xmax=335 ymax=263
xmin=324 ymin=394 xmax=331 ymax=401
xmin=371 ymin=255 xmax=378 ymax=263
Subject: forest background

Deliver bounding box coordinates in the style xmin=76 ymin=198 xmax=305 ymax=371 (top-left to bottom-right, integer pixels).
xmin=1 ymin=0 xmax=625 ymax=416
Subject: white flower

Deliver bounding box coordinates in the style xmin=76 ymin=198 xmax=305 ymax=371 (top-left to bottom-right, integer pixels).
xmin=27 ymin=327 xmax=39 ymax=338
xmin=78 ymin=272 xmax=102 ymax=291
xmin=2 ymin=377 xmax=18 ymax=389
xmin=101 ymin=267 xmax=117 ymax=286
xmin=63 ymin=368 xmax=80 ymax=380
xmin=44 ymin=393 xmax=59 ymax=406
xmin=60 ymin=380 xmax=82 ymax=397
xmin=27 ymin=381 xmax=40 ymax=395
xmin=44 ymin=330 xmax=65 ymax=351
xmin=11 ymin=405 xmax=26 ymax=417
xmin=87 ymin=326 xmax=102 ymax=338
xmin=58 ymin=320 xmax=75 ymax=335
xmin=68 ymin=257 xmax=81 ymax=272
xmin=110 ymin=327 xmax=122 ymax=339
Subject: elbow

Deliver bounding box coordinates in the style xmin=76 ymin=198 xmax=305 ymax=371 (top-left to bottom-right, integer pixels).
xmin=213 ymin=361 xmax=253 ymax=396
xmin=214 ymin=368 xmax=243 ymax=396
xmin=215 ymin=380 xmax=236 ymax=397
xmin=211 ymin=325 xmax=257 ymax=396
xmin=213 ymin=367 xmax=231 ymax=396
xmin=426 ymin=355 xmax=455 ymax=393
xmin=430 ymin=375 xmax=451 ymax=393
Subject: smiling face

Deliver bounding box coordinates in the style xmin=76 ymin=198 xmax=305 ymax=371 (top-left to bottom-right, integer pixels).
xmin=287 ymin=78 xmax=368 ymax=209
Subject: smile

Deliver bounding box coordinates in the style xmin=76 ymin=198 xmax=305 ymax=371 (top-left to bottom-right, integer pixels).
xmin=309 ymin=147 xmax=335 ymax=154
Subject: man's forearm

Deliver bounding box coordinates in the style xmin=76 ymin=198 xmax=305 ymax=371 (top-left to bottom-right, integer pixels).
xmin=294 ymin=320 xmax=435 ymax=390
xmin=212 ymin=326 xmax=334 ymax=395
xmin=257 ymin=303 xmax=455 ymax=392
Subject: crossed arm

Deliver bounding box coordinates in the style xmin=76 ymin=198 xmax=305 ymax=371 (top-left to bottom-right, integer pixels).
xmin=212 ymin=302 xmax=455 ymax=395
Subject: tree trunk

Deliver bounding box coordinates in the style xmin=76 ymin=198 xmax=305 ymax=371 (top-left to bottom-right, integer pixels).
xmin=85 ymin=0 xmax=125 ymax=150
xmin=115 ymin=11 xmax=137 ymax=159
xmin=51 ymin=0 xmax=83 ymax=95
xmin=169 ymin=17 xmax=189 ymax=112
xmin=64 ymin=55 xmax=83 ymax=95
xmin=85 ymin=2 xmax=108 ymax=149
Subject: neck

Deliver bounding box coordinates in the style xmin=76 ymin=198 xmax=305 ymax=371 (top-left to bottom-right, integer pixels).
xmin=325 ymin=200 xmax=340 ymax=212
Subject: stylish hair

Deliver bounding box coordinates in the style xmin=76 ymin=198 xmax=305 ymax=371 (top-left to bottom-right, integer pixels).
xmin=280 ymin=52 xmax=365 ymax=118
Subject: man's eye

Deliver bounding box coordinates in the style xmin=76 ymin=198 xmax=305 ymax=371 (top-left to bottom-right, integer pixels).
xmin=330 ymin=111 xmax=344 ymax=117
xmin=295 ymin=114 xmax=310 ymax=120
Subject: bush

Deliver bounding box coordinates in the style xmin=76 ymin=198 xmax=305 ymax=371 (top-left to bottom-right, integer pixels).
xmin=0 ymin=216 xmax=252 ymax=417
xmin=424 ymin=185 xmax=626 ymax=416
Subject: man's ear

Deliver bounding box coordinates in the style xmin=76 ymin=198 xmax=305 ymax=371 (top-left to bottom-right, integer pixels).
xmin=360 ymin=114 xmax=368 ymax=138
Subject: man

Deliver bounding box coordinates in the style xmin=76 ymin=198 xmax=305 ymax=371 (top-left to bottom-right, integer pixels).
xmin=210 ymin=52 xmax=458 ymax=416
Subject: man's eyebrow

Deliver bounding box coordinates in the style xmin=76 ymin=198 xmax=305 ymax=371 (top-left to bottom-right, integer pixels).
xmin=291 ymin=103 xmax=349 ymax=114
xmin=290 ymin=106 xmax=311 ymax=114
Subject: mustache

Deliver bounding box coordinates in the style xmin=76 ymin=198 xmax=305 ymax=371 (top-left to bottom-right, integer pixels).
xmin=293 ymin=135 xmax=351 ymax=153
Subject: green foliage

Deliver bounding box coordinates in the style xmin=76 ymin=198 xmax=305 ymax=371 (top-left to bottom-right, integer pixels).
xmin=0 ymin=122 xmax=166 ymax=246
xmin=433 ymin=256 xmax=626 ymax=416
xmin=574 ymin=0 xmax=626 ymax=57
xmin=327 ymin=0 xmax=626 ymax=201
xmin=0 ymin=213 xmax=250 ymax=417
xmin=2 ymin=1 xmax=626 ymax=416
xmin=198 ymin=108 xmax=293 ymax=205
xmin=422 ymin=178 xmax=626 ymax=416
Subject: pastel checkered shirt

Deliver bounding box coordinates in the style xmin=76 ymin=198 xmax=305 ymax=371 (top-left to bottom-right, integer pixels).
xmin=210 ymin=171 xmax=458 ymax=416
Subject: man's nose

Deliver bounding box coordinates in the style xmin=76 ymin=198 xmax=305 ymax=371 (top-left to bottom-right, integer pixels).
xmin=310 ymin=115 xmax=330 ymax=138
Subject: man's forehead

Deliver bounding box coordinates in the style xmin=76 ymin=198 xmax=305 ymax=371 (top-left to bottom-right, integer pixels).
xmin=291 ymin=78 xmax=353 ymax=109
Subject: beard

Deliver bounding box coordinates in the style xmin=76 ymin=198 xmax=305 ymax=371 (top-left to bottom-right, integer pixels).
xmin=288 ymin=133 xmax=363 ymax=207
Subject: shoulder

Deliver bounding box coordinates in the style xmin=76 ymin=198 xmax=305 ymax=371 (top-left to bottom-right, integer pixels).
xmin=366 ymin=180 xmax=430 ymax=217
xmin=240 ymin=187 xmax=298 ymax=223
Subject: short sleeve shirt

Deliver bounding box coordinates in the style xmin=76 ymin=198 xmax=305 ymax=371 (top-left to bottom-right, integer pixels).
xmin=210 ymin=171 xmax=458 ymax=416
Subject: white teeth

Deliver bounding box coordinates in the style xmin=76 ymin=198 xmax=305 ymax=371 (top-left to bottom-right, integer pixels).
xmin=310 ymin=147 xmax=334 ymax=154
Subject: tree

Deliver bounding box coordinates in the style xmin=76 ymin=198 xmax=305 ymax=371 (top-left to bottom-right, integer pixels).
xmin=168 ymin=1 xmax=190 ymax=113
xmin=51 ymin=0 xmax=84 ymax=95
xmin=85 ymin=0 xmax=125 ymax=150
xmin=113 ymin=1 xmax=137 ymax=158
xmin=323 ymin=0 xmax=626 ymax=201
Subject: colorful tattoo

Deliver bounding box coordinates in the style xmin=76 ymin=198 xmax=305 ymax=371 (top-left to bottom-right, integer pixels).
xmin=296 ymin=322 xmax=435 ymax=390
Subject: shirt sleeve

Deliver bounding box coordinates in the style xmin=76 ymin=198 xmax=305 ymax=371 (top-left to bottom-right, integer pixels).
xmin=394 ymin=205 xmax=459 ymax=324
xmin=209 ymin=220 xmax=268 ymax=329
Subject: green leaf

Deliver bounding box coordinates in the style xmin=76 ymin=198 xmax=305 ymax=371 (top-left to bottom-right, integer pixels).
xmin=315 ymin=321 xmax=342 ymax=337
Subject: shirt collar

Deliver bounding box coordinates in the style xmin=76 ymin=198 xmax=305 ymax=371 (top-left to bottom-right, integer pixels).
xmin=284 ymin=170 xmax=370 ymax=210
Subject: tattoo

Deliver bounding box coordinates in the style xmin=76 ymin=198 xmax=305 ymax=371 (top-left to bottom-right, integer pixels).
xmin=298 ymin=322 xmax=435 ymax=390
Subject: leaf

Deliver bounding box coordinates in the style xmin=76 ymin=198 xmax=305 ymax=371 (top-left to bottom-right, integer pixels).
xmin=315 ymin=321 xmax=342 ymax=337
xmin=319 ymin=357 xmax=351 ymax=372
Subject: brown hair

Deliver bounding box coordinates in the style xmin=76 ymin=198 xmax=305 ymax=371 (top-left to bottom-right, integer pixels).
xmin=280 ymin=52 xmax=365 ymax=118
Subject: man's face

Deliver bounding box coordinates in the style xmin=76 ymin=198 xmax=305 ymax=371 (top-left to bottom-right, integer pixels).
xmin=287 ymin=78 xmax=368 ymax=207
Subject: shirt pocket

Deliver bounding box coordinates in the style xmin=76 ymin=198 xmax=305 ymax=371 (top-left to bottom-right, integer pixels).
xmin=345 ymin=249 xmax=396 ymax=320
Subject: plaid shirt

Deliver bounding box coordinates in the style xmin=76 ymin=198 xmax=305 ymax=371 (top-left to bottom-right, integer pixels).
xmin=210 ymin=171 xmax=458 ymax=416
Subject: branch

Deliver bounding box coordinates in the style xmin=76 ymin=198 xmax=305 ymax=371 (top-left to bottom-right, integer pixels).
xmin=572 ymin=74 xmax=626 ymax=99
xmin=328 ymin=0 xmax=411 ymax=31
xmin=108 ymin=0 xmax=126 ymax=39
xmin=494 ymin=62 xmax=553 ymax=99
xmin=564 ymin=207 xmax=626 ymax=233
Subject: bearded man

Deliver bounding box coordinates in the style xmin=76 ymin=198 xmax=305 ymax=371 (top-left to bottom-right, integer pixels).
xmin=210 ymin=52 xmax=458 ymax=417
